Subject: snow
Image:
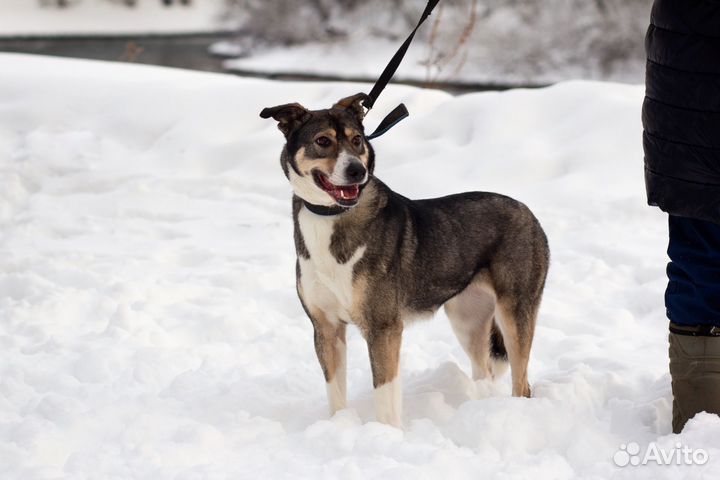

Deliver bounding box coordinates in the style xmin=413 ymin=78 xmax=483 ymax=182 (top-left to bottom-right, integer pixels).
xmin=225 ymin=37 xmax=432 ymax=82
xmin=0 ymin=0 xmax=232 ymax=37
xmin=222 ymin=0 xmax=649 ymax=85
xmin=1 ymin=53 xmax=719 ymax=479
xmin=224 ymin=35 xmax=644 ymax=86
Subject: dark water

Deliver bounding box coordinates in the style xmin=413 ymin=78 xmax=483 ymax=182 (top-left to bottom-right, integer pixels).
xmin=227 ymin=68 xmax=546 ymax=94
xmin=0 ymin=34 xmax=545 ymax=93
xmin=0 ymin=33 xmax=233 ymax=72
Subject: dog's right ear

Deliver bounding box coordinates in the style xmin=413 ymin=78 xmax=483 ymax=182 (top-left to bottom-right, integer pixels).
xmin=260 ymin=103 xmax=311 ymax=138
xmin=332 ymin=93 xmax=369 ymax=124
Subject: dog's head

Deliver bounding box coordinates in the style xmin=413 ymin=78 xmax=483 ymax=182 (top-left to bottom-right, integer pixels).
xmin=260 ymin=93 xmax=374 ymax=208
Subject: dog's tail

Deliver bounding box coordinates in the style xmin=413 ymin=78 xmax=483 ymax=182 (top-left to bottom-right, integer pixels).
xmin=490 ymin=320 xmax=509 ymax=378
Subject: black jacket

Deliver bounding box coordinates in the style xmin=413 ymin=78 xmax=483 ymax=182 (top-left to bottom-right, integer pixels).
xmin=642 ymin=0 xmax=720 ymax=224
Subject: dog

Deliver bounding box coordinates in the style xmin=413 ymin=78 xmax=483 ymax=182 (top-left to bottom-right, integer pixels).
xmin=260 ymin=93 xmax=550 ymax=427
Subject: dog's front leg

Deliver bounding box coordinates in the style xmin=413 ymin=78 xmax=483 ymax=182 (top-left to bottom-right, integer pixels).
xmin=311 ymin=311 xmax=347 ymax=415
xmin=367 ymin=322 xmax=403 ymax=428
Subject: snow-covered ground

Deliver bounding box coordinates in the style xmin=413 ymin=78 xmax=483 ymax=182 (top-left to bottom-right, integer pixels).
xmin=0 ymin=0 xmax=231 ymax=36
xmin=1 ymin=53 xmax=718 ymax=479
xmin=222 ymin=35 xmax=644 ymax=86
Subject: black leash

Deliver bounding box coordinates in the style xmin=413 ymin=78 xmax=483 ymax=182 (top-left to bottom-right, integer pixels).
xmin=364 ymin=0 xmax=441 ymax=140
xmin=305 ymin=0 xmax=441 ymax=216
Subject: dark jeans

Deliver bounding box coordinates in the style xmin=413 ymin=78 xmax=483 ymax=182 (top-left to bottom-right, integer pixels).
xmin=666 ymin=215 xmax=720 ymax=327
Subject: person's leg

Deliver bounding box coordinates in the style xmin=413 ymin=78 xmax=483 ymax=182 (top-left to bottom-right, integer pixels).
xmin=666 ymin=215 xmax=720 ymax=433
xmin=666 ymin=215 xmax=720 ymax=325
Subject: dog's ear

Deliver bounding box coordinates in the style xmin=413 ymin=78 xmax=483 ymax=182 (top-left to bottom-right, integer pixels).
xmin=332 ymin=93 xmax=369 ymax=123
xmin=259 ymin=103 xmax=311 ymax=138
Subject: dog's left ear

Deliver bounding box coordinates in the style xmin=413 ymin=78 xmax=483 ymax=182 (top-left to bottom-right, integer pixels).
xmin=332 ymin=93 xmax=369 ymax=124
xmin=260 ymin=103 xmax=311 ymax=138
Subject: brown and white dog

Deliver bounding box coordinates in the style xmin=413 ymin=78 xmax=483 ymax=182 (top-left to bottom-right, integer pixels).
xmin=261 ymin=93 xmax=550 ymax=427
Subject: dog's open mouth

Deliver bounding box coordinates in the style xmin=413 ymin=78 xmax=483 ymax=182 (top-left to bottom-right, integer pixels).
xmin=313 ymin=171 xmax=361 ymax=206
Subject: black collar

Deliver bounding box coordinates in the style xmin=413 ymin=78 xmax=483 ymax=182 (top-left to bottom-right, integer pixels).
xmin=302 ymin=201 xmax=350 ymax=216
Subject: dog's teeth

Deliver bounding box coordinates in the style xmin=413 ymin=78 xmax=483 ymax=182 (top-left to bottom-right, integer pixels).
xmin=335 ymin=185 xmax=358 ymax=201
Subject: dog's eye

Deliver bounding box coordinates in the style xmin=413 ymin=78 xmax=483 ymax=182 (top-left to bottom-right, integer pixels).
xmin=351 ymin=135 xmax=362 ymax=147
xmin=315 ymin=136 xmax=332 ymax=148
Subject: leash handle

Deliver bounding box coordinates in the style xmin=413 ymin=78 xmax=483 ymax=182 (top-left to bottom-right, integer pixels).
xmin=362 ymin=0 xmax=441 ymax=111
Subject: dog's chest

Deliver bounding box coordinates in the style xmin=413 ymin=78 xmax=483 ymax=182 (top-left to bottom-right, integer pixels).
xmin=297 ymin=209 xmax=366 ymax=324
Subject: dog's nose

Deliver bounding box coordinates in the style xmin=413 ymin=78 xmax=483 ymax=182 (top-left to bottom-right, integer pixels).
xmin=345 ymin=161 xmax=367 ymax=182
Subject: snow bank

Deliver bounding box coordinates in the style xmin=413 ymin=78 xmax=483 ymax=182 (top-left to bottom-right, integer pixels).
xmin=0 ymin=53 xmax=717 ymax=479
xmin=223 ymin=34 xmax=644 ymax=87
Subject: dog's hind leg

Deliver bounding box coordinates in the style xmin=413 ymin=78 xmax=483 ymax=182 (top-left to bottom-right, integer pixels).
xmin=494 ymin=298 xmax=537 ymax=398
xmin=310 ymin=310 xmax=347 ymax=415
xmin=444 ymin=278 xmax=501 ymax=381
xmin=490 ymin=213 xmax=548 ymax=398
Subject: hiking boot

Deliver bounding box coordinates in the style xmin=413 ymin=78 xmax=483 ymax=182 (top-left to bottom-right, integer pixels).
xmin=669 ymin=330 xmax=720 ymax=433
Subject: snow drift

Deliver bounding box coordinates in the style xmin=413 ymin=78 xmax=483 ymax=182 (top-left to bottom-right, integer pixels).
xmin=0 ymin=53 xmax=718 ymax=479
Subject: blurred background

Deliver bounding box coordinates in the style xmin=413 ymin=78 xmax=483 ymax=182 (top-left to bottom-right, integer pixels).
xmin=0 ymin=0 xmax=652 ymax=90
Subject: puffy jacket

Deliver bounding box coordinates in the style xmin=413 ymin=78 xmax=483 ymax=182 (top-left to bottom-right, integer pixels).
xmin=642 ymin=0 xmax=720 ymax=224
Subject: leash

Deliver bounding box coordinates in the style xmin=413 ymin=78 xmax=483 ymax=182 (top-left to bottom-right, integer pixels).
xmin=305 ymin=0 xmax=441 ymax=216
xmin=364 ymin=0 xmax=441 ymax=140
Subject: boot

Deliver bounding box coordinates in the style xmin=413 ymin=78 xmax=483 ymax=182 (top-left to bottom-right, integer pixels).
xmin=669 ymin=331 xmax=720 ymax=433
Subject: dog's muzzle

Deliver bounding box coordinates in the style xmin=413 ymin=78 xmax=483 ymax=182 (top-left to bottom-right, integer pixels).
xmin=313 ymin=162 xmax=368 ymax=207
